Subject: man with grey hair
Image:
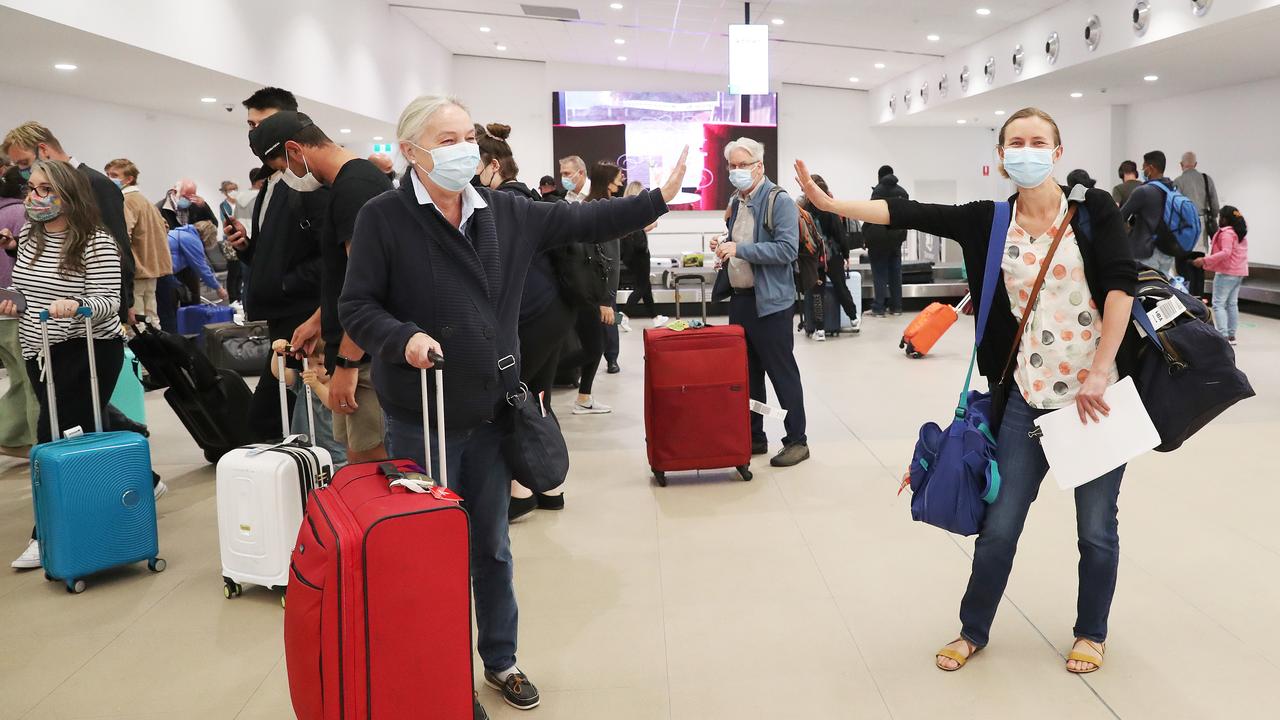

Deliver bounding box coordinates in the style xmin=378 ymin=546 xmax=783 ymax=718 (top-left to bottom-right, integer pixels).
xmin=1174 ymin=150 xmax=1220 ymax=250
xmin=558 ymin=154 xmax=588 ymax=202
xmin=710 ymin=137 xmax=810 ymax=467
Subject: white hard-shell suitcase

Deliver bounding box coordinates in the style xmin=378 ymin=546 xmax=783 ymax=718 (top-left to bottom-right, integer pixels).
xmin=216 ymin=353 xmax=333 ymax=602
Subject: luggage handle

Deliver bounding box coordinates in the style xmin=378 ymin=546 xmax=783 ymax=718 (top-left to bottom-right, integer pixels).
xmin=38 ymin=307 xmax=102 ymax=437
xmin=672 ymin=273 xmax=708 ymax=323
xmin=418 ymin=351 xmax=448 ymax=489
xmin=274 ymin=348 xmax=319 ymax=444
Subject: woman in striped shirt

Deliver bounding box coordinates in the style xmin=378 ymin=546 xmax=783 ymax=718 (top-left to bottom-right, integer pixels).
xmin=0 ymin=160 xmax=125 ymax=570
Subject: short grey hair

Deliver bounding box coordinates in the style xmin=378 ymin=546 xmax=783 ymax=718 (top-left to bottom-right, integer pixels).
xmin=724 ymin=137 xmax=765 ymax=163
xmin=559 ymin=155 xmax=585 ymax=173
xmin=1181 ymin=151 xmax=1197 ymax=166
xmin=397 ymin=95 xmax=469 ymax=159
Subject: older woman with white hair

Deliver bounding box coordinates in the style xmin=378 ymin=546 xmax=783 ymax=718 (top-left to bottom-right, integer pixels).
xmin=339 ymin=94 xmax=686 ymax=714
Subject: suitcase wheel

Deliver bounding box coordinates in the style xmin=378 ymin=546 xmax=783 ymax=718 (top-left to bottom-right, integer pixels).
xmin=280 ymin=593 xmax=287 ymax=609
xmin=148 ymin=558 xmax=167 ymax=573
xmin=223 ymin=577 xmax=242 ymax=599
xmin=653 ymin=469 xmax=667 ymax=487
xmin=737 ymin=465 xmax=753 ymax=482
xmin=204 ymin=448 xmax=225 ymax=465
xmin=66 ymin=579 xmax=86 ymax=594
xmin=44 ymin=571 xmax=54 ymax=582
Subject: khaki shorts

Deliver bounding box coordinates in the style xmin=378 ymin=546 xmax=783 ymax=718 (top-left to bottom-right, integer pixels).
xmin=332 ymin=366 xmax=385 ymax=453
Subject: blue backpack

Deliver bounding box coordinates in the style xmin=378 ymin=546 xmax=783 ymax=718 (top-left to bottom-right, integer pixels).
xmin=906 ymin=202 xmax=1010 ymax=536
xmin=1146 ymin=180 xmax=1201 ymax=254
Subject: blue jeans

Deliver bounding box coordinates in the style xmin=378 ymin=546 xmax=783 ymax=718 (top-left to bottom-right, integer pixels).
xmin=869 ymin=253 xmax=902 ymax=314
xmin=384 ymin=414 xmax=517 ymax=673
xmin=959 ymin=390 xmax=1125 ymax=648
xmin=1143 ymin=249 xmax=1176 ymax=277
xmin=1212 ymin=273 xmax=1244 ymax=337
xmin=288 ymin=377 xmax=347 ymax=465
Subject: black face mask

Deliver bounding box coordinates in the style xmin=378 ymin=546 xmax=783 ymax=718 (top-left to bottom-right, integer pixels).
xmin=469 ymin=174 xmax=485 ymax=188
xmin=611 ymin=186 xmax=625 ymax=198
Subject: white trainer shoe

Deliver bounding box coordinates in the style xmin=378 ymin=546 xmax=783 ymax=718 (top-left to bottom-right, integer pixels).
xmin=814 ymin=330 xmax=826 ymax=342
xmin=572 ymin=401 xmax=614 ymax=415
xmin=11 ymin=539 xmax=40 ymax=569
xmin=619 ymin=313 xmax=632 ymax=333
xmin=653 ymin=315 xmax=670 ymax=327
xmin=154 ymin=480 xmax=169 ymax=501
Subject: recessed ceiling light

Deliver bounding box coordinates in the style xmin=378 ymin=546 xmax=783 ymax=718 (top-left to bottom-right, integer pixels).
xmin=339 ymin=128 xmax=352 ymax=134
xmin=1070 ymin=92 xmax=1084 ymax=98
xmin=848 ymin=76 xmax=860 ymax=83
xmin=610 ymin=2 xmax=623 ymax=9
xmin=496 ymin=44 xmax=508 ymax=51
xmin=373 ymin=136 xmax=383 ymax=141
xmin=53 ymin=63 xmax=77 ymax=71
xmin=479 ymin=26 xmax=491 ymax=33
xmin=615 ymin=38 xmax=625 ymax=45
xmin=200 ymin=97 xmax=217 ymax=103
xmin=957 ymin=119 xmax=968 ymax=124
xmin=1144 ymin=74 xmax=1159 ymax=82
xmin=771 ymin=18 xmax=784 ymax=26
xmin=617 ymin=55 xmax=628 ymax=62
xmin=874 ymin=62 xmax=886 ymax=70
xmin=927 ymin=34 xmax=941 ymax=42
xmin=994 ymin=109 xmax=1006 ymax=115
xmin=976 ymin=8 xmax=992 ymax=16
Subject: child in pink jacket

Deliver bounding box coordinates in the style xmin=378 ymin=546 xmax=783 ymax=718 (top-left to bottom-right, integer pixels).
xmin=1194 ymin=206 xmax=1249 ymax=344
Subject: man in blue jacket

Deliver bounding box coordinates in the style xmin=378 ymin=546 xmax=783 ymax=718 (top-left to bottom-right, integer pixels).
xmin=168 ymin=224 xmax=227 ymax=303
xmin=711 ymin=138 xmax=810 ymax=467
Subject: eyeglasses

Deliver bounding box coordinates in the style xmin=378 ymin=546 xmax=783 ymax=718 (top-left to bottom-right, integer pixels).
xmin=27 ymin=184 xmax=54 ymax=199
xmin=728 ymin=160 xmax=760 ymax=170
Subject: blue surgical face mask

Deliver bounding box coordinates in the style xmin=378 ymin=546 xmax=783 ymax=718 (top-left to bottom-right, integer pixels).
xmin=1002 ymin=146 xmax=1058 ymax=189
xmin=111 ymin=177 xmax=125 ymax=189
xmin=18 ymin=167 xmax=31 ymax=181
xmin=561 ymin=175 xmax=576 ymax=192
xmin=176 ymin=196 xmax=192 ymax=209
xmin=729 ymin=167 xmax=756 ymax=191
xmin=411 ymin=140 xmax=481 ymax=193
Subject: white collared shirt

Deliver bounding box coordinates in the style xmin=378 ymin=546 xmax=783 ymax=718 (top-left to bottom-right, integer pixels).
xmin=410 ymin=168 xmax=488 ymax=234
xmin=565 ymin=178 xmax=591 ymax=204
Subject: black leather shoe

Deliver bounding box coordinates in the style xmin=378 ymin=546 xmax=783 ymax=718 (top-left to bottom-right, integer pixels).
xmin=484 ymin=668 xmax=540 ymax=710
xmin=751 ymin=440 xmax=769 ymax=456
xmin=606 ymin=362 xmax=621 ymax=374
xmin=535 ymin=493 xmax=565 ymax=511
xmin=508 ymin=494 xmax=537 ymax=522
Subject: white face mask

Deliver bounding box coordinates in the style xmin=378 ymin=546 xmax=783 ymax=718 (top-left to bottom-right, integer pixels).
xmin=282 ymin=148 xmax=322 ymax=193
xmin=411 ymin=140 xmax=481 ymax=193
xmin=226 ymin=190 xmax=238 ymax=200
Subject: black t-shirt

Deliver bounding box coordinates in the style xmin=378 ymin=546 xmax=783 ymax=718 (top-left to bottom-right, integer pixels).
xmin=322 ymin=159 xmax=394 ymax=366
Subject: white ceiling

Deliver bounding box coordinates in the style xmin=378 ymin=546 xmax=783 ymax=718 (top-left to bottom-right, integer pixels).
xmin=394 ymin=0 xmax=1065 ymax=89
xmin=887 ymin=5 xmax=1280 ymax=128
xmin=0 ymin=7 xmax=396 ymax=144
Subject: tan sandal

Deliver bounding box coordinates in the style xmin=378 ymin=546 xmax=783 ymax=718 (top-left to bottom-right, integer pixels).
xmin=936 ymin=638 xmax=980 ymax=672
xmin=1066 ymin=638 xmax=1105 ymax=674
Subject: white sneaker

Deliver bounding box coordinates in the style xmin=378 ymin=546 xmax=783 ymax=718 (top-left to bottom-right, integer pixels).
xmin=849 ymin=317 xmax=861 ymax=333
xmin=619 ymin=313 xmax=632 ymax=333
xmin=814 ymin=330 xmax=826 ymax=342
xmin=11 ymin=539 xmax=40 ymax=569
xmin=573 ymin=401 xmax=613 ymax=415
xmin=153 ymin=480 xmax=169 ymax=501
xmin=653 ymin=315 xmax=670 ymax=327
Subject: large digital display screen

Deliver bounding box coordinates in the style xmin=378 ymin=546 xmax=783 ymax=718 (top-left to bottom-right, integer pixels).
xmin=552 ymin=91 xmax=779 ymax=211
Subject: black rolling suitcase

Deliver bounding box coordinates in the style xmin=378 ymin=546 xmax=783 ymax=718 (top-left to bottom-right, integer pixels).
xmin=128 ymin=324 xmax=257 ymax=463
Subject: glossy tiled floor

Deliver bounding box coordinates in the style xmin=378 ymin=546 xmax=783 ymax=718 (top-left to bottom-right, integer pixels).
xmin=2 ymin=309 xmax=1278 ymax=719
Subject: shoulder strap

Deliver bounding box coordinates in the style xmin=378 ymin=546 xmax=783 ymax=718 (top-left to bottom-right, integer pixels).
xmin=762 ymin=186 xmax=785 ymax=234
xmin=997 ymin=203 xmax=1078 ymax=383
xmin=976 ymin=201 xmax=1011 ymax=346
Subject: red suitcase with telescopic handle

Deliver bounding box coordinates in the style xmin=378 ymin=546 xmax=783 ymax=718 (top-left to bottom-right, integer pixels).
xmin=284 ymin=355 xmax=474 ymax=719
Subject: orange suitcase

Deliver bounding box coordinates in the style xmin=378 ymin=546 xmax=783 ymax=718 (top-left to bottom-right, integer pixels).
xmin=899 ymin=294 xmax=969 ymax=358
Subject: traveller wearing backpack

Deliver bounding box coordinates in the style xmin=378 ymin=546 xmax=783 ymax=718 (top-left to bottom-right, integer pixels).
xmin=797 ymin=107 xmax=1137 ymax=675
xmin=1119 ymin=150 xmax=1201 ymax=276
xmin=1193 ymin=206 xmax=1249 ymax=345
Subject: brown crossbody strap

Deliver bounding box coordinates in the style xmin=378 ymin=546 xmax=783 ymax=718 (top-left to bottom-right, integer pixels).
xmin=998 ymin=204 xmax=1078 ymax=382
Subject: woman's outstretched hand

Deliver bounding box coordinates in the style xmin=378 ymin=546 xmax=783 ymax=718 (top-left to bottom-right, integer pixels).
xmin=794 ymin=159 xmax=832 ymax=211
xmin=660 ymin=146 xmax=690 ymax=203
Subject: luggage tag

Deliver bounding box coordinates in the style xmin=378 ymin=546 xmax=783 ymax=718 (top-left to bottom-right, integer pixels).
xmin=1134 ymin=296 xmax=1186 ymax=338
xmin=750 ymin=400 xmax=788 ymax=422
xmin=62 ymin=426 xmax=85 ymax=439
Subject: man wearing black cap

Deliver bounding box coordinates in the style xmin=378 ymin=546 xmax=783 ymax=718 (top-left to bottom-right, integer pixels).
xmin=223 ymin=87 xmax=329 ymax=441
xmin=249 ymin=110 xmax=393 ymax=463
xmin=536 ymin=174 xmax=560 ymax=201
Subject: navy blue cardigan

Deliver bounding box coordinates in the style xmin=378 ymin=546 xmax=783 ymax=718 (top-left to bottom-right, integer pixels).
xmin=340 ymin=179 xmax=668 ymax=429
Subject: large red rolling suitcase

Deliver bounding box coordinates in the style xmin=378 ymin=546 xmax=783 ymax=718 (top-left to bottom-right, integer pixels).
xmin=284 ymin=362 xmax=474 ymax=719
xmin=643 ymin=324 xmax=753 ymax=486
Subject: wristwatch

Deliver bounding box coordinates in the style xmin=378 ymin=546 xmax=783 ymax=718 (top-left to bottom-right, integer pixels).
xmin=334 ymin=353 xmax=368 ymax=369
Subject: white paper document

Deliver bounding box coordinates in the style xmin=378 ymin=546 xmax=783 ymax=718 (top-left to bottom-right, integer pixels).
xmin=1033 ymin=377 xmax=1161 ymax=490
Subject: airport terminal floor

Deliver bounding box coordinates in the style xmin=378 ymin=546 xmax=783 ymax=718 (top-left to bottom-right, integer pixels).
xmin=2 ymin=310 xmax=1278 ymax=720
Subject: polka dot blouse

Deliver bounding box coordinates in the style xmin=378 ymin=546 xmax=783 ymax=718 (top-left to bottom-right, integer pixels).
xmin=1003 ymin=195 xmax=1118 ymax=409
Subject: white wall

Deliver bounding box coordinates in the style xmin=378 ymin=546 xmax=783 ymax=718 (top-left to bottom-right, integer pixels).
xmin=0 ymin=81 xmax=253 ymax=207
xmin=0 ymin=0 xmax=452 ymax=123
xmin=1125 ymin=75 xmax=1280 ymax=266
